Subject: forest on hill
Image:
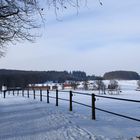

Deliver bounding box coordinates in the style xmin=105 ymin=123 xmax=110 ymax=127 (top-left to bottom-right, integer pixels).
xmin=103 ymin=71 xmax=140 ymax=80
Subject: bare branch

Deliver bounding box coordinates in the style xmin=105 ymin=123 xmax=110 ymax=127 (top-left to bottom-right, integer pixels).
xmin=0 ymin=0 xmax=102 ymax=57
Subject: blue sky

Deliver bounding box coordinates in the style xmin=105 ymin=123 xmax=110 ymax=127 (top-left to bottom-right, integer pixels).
xmin=0 ymin=0 xmax=140 ymax=75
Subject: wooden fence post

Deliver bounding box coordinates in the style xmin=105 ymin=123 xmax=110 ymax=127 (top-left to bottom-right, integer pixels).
xmin=13 ymin=90 xmax=15 ymax=96
xmin=27 ymin=89 xmax=29 ymax=98
xmin=69 ymin=90 xmax=73 ymax=111
xmin=40 ymin=89 xmax=42 ymax=101
xmin=92 ymin=93 xmax=96 ymax=120
xmin=22 ymin=89 xmax=24 ymax=97
xmin=47 ymin=89 xmax=49 ymax=103
xmin=56 ymin=89 xmax=58 ymax=106
xmin=3 ymin=90 xmax=6 ymax=98
xmin=33 ymin=90 xmax=35 ymax=99
xmin=17 ymin=90 xmax=19 ymax=96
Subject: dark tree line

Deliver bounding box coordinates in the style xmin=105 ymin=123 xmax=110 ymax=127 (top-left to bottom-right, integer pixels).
xmin=1 ymin=69 xmax=139 ymax=89
xmin=0 ymin=69 xmax=101 ymax=88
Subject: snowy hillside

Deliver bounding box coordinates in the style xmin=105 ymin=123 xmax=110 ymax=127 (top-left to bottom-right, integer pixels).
xmin=103 ymin=80 xmax=138 ymax=91
xmin=0 ymin=80 xmax=140 ymax=140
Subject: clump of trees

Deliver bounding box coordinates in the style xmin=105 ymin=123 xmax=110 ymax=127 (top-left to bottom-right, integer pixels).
xmin=107 ymin=80 xmax=120 ymax=95
xmin=95 ymin=80 xmax=106 ymax=94
xmin=70 ymin=71 xmax=87 ymax=81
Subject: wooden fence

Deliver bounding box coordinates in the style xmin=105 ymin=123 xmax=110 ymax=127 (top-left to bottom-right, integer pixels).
xmin=1 ymin=88 xmax=140 ymax=122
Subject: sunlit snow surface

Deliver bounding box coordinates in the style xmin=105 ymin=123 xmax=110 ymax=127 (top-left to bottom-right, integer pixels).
xmin=0 ymin=80 xmax=140 ymax=140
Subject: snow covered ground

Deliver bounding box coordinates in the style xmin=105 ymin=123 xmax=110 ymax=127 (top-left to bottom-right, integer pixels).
xmin=0 ymin=95 xmax=110 ymax=140
xmin=0 ymin=80 xmax=140 ymax=140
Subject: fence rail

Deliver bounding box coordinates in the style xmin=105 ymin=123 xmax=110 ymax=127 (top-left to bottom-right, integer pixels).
xmin=95 ymin=94 xmax=140 ymax=103
xmin=1 ymin=88 xmax=140 ymax=122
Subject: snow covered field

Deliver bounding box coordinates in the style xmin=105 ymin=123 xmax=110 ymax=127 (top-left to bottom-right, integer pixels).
xmin=0 ymin=80 xmax=140 ymax=140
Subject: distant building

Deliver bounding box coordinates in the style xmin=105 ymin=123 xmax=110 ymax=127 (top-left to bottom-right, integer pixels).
xmin=2 ymin=85 xmax=7 ymax=91
xmin=77 ymin=82 xmax=84 ymax=90
xmin=28 ymin=81 xmax=63 ymax=90
xmin=63 ymin=83 xmax=73 ymax=90
xmin=76 ymin=81 xmax=98 ymax=90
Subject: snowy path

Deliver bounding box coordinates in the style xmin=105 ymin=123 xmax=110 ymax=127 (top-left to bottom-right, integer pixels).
xmin=0 ymin=94 xmax=140 ymax=140
xmin=0 ymin=95 xmax=103 ymax=140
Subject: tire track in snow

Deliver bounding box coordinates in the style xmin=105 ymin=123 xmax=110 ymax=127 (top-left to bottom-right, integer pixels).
xmin=32 ymin=103 xmax=107 ymax=140
xmin=0 ymin=96 xmax=103 ymax=140
xmin=1 ymin=96 xmax=129 ymax=140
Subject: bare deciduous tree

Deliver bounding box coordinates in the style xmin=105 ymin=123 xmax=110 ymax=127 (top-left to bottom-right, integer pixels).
xmin=137 ymin=80 xmax=140 ymax=89
xmin=108 ymin=80 xmax=120 ymax=95
xmin=0 ymin=0 xmax=102 ymax=57
xmin=0 ymin=0 xmax=87 ymax=57
xmin=0 ymin=0 xmax=42 ymax=56
xmin=95 ymin=80 xmax=105 ymax=94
